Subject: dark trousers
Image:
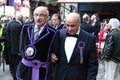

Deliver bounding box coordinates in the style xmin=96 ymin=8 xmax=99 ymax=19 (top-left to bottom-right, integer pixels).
xmin=9 ymin=54 xmax=21 ymax=80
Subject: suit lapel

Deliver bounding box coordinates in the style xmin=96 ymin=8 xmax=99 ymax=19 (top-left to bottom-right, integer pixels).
xmin=69 ymin=30 xmax=83 ymax=63
xmin=60 ymin=29 xmax=68 ymax=63
xmin=27 ymin=23 xmax=34 ymax=43
xmin=56 ymin=23 xmax=62 ymax=29
xmin=27 ymin=23 xmax=50 ymax=44
xmin=27 ymin=23 xmax=49 ymax=43
xmin=34 ymin=24 xmax=50 ymax=43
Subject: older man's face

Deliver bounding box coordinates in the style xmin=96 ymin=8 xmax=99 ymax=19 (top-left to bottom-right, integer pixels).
xmin=33 ymin=7 xmax=48 ymax=27
xmin=51 ymin=16 xmax=60 ymax=26
xmin=65 ymin=18 xmax=80 ymax=35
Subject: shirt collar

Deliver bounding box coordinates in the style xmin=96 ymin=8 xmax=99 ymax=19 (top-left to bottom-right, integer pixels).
xmin=35 ymin=23 xmax=46 ymax=30
xmin=16 ymin=20 xmax=22 ymax=25
xmin=76 ymin=27 xmax=80 ymax=35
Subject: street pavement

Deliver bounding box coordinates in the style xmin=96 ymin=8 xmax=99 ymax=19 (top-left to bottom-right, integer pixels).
xmin=0 ymin=64 xmax=13 ymax=80
xmin=0 ymin=62 xmax=119 ymax=80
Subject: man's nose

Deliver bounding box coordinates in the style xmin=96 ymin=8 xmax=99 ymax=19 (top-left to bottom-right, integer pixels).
xmin=68 ymin=27 xmax=72 ymax=31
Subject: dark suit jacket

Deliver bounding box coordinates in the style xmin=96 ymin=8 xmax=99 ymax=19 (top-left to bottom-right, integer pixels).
xmin=80 ymin=22 xmax=93 ymax=34
xmin=6 ymin=19 xmax=22 ymax=55
xmin=55 ymin=23 xmax=65 ymax=30
xmin=54 ymin=29 xmax=98 ymax=80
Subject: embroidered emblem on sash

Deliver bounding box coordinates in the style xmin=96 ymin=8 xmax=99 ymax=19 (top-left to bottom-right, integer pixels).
xmin=26 ymin=47 xmax=34 ymax=56
xmin=25 ymin=45 xmax=36 ymax=59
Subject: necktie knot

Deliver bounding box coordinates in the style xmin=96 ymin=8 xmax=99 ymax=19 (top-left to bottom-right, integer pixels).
xmin=66 ymin=33 xmax=78 ymax=38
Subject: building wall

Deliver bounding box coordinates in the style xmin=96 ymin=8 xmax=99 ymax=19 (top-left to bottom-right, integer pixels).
xmin=78 ymin=2 xmax=120 ymax=20
xmin=59 ymin=3 xmax=78 ymax=20
xmin=0 ymin=6 xmax=30 ymax=17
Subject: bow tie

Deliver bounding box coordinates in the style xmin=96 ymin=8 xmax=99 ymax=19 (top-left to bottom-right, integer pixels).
xmin=66 ymin=33 xmax=78 ymax=38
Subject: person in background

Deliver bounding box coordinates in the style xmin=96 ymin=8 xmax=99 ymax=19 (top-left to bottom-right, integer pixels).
xmin=98 ymin=23 xmax=111 ymax=53
xmin=51 ymin=12 xmax=98 ymax=80
xmin=1 ymin=16 xmax=14 ymax=67
xmin=51 ymin=14 xmax=65 ymax=30
xmin=7 ymin=16 xmax=13 ymax=21
xmin=101 ymin=18 xmax=120 ymax=80
xmin=96 ymin=18 xmax=111 ymax=59
xmin=23 ymin=16 xmax=31 ymax=24
xmin=16 ymin=6 xmax=57 ymax=80
xmin=6 ymin=14 xmax=23 ymax=80
xmin=0 ymin=23 xmax=3 ymax=65
xmin=96 ymin=23 xmax=111 ymax=79
xmin=81 ymin=13 xmax=93 ymax=34
xmin=90 ymin=14 xmax=101 ymax=42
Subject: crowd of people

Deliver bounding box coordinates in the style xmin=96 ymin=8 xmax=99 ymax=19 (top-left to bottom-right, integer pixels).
xmin=0 ymin=5 xmax=120 ymax=80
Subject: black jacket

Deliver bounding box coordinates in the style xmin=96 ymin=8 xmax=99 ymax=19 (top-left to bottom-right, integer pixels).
xmin=101 ymin=28 xmax=120 ymax=63
xmin=52 ymin=29 xmax=98 ymax=80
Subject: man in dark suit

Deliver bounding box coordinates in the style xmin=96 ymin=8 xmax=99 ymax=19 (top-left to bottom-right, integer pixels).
xmin=81 ymin=13 xmax=93 ymax=34
xmin=51 ymin=12 xmax=98 ymax=80
xmin=16 ymin=6 xmax=57 ymax=80
xmin=6 ymin=14 xmax=23 ymax=80
xmin=51 ymin=14 xmax=65 ymax=30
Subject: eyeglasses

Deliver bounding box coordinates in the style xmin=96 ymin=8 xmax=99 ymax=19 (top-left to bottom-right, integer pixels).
xmin=66 ymin=24 xmax=76 ymax=27
xmin=34 ymin=13 xmax=47 ymax=18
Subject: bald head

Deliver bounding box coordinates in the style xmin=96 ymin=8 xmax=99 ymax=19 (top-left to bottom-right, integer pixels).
xmin=65 ymin=12 xmax=81 ymax=35
xmin=65 ymin=12 xmax=81 ymax=23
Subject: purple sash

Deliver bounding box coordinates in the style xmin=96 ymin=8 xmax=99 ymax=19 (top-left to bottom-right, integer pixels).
xmin=22 ymin=58 xmax=49 ymax=80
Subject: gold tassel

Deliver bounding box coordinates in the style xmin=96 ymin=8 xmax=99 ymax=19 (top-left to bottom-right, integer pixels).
xmin=80 ymin=57 xmax=83 ymax=64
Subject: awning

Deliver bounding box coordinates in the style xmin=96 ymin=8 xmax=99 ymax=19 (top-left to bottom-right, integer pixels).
xmin=57 ymin=0 xmax=120 ymax=3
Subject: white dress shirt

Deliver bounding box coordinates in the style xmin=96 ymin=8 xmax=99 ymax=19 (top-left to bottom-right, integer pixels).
xmin=65 ymin=37 xmax=77 ymax=62
xmin=65 ymin=28 xmax=80 ymax=62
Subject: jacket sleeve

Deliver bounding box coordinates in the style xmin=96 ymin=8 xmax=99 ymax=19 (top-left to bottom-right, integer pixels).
xmin=87 ymin=36 xmax=98 ymax=80
xmin=102 ymin=34 xmax=115 ymax=61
